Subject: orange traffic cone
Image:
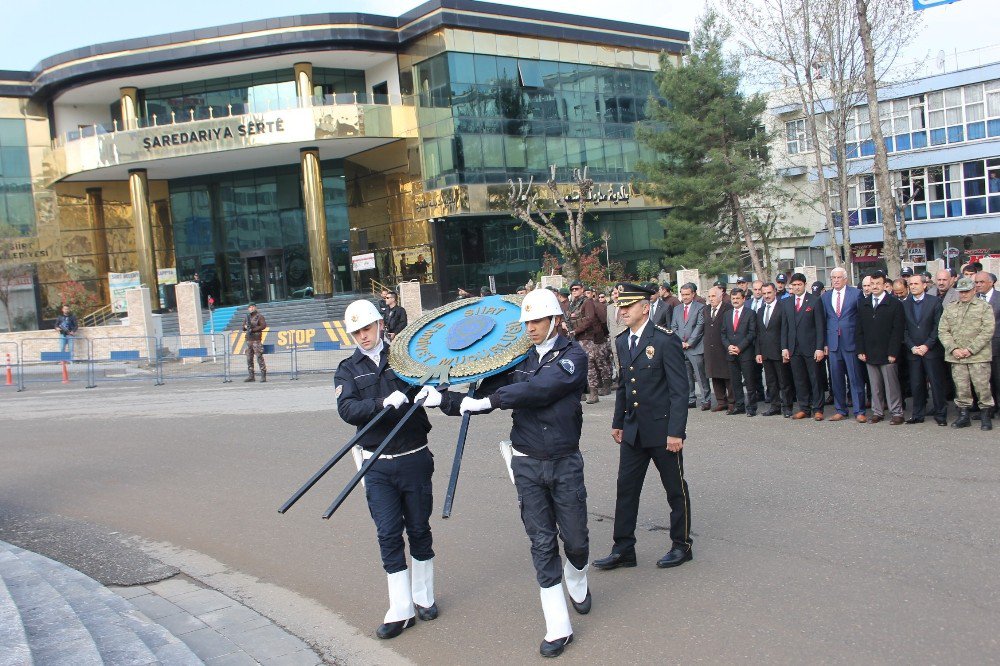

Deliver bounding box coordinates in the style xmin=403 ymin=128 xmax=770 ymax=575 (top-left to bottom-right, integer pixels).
xmin=61 ymin=360 xmax=70 ymax=384
xmin=4 ymin=353 xmax=12 ymax=386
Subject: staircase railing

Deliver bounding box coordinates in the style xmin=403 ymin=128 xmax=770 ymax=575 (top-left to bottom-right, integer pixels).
xmin=81 ymin=304 xmax=118 ymax=327
xmin=370 ymin=278 xmax=391 ymax=296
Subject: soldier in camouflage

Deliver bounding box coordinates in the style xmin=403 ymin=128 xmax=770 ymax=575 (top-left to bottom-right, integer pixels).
xmin=567 ymin=281 xmax=608 ymax=403
xmin=938 ymin=277 xmax=994 ymax=430
xmin=243 ymin=303 xmax=268 ymax=383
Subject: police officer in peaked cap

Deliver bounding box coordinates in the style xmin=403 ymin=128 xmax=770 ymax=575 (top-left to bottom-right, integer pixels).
xmin=334 ymin=300 xmax=438 ymax=640
xmin=593 ymin=283 xmax=694 ymax=571
xmin=418 ymin=288 xmax=590 ymax=658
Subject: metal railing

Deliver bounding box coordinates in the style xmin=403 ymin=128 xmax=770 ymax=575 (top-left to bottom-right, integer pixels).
xmin=81 ymin=304 xmax=118 ymax=328
xmin=89 ymin=336 xmax=162 ymax=387
xmin=17 ymin=337 xmax=94 ymax=390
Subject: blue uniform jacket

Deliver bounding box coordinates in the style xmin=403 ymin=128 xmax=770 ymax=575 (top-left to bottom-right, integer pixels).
xmin=440 ymin=335 xmax=588 ymax=460
xmin=613 ymin=324 xmax=689 ymax=446
xmin=334 ymin=347 xmax=431 ymax=455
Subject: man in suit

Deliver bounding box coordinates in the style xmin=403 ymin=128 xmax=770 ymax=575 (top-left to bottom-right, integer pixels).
xmin=856 ymin=270 xmax=906 ymax=424
xmin=721 ymin=287 xmax=759 ymax=416
xmin=748 ymin=280 xmax=766 ymax=401
xmin=756 ymin=282 xmax=794 ymax=417
xmin=648 ymin=283 xmax=672 ymax=327
xmin=671 ymin=283 xmax=711 ymax=410
xmin=903 ymin=274 xmax=948 ymax=425
xmin=821 ymin=267 xmax=868 ymax=422
xmin=383 ymin=291 xmax=408 ymax=342
xmin=936 ymin=268 xmax=959 ymax=306
xmin=974 ymin=271 xmax=1000 ymax=410
xmin=704 ymin=285 xmax=735 ymax=412
xmin=781 ymin=273 xmax=827 ymax=420
xmin=594 ymin=283 xmax=692 ymax=572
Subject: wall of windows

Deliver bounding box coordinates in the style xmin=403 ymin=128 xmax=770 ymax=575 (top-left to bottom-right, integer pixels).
xmin=785 ymin=119 xmax=813 ymax=155
xmin=414 ymin=52 xmax=660 ymax=188
xmin=833 ymin=79 xmax=1000 ymax=160
xmin=140 ymin=68 xmax=366 ymax=122
xmin=0 ymin=119 xmax=35 ymax=234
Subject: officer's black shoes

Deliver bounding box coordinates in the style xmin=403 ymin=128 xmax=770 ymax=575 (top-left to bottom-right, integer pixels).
xmin=376 ymin=616 xmax=415 ymax=639
xmin=746 ymin=407 xmax=757 ymax=417
xmin=592 ymin=552 xmax=636 ymax=570
xmin=951 ymin=409 xmax=971 ymax=428
xmin=415 ymin=602 xmax=438 ymax=621
xmin=904 ymin=417 xmax=924 ymax=424
xmin=762 ymin=408 xmax=780 ymax=416
xmin=243 ymin=376 xmax=255 ymax=382
xmin=540 ymin=634 xmax=573 ymax=658
xmin=569 ymin=590 xmax=591 ymax=615
xmin=935 ymin=416 xmax=948 ymax=426
xmin=730 ymin=405 xmax=746 ymax=415
xmin=981 ymin=409 xmax=993 ymax=431
xmin=656 ymin=547 xmax=693 ymax=569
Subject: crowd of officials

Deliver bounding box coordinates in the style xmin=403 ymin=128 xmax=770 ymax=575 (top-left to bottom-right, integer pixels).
xmin=535 ymin=263 xmax=997 ymax=432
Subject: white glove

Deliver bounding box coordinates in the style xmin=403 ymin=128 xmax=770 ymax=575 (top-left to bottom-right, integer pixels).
xmin=382 ymin=390 xmax=408 ymax=409
xmin=460 ymin=396 xmax=492 ymax=415
xmin=415 ymin=386 xmax=442 ymax=408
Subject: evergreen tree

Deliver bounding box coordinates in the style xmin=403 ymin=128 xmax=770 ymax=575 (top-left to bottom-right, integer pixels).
xmin=638 ymin=10 xmax=773 ymax=279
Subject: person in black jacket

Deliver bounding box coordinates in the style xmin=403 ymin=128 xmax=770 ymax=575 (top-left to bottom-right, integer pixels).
xmin=721 ymin=287 xmax=759 ymax=416
xmin=334 ymin=300 xmax=437 ymax=640
xmin=421 ymin=288 xmax=589 ymax=658
xmin=755 ymin=283 xmax=794 ymax=417
xmin=903 ymin=274 xmax=948 ymax=425
xmin=781 ymin=273 xmax=827 ymax=420
xmin=383 ymin=291 xmax=408 ymax=342
xmin=856 ymin=271 xmax=906 ymax=424
xmin=593 ymin=282 xmax=692 ymax=573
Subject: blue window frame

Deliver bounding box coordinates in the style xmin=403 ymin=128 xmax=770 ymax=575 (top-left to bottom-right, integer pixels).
xmin=930 ymin=128 xmax=946 ymax=145
xmin=912 ymin=132 xmax=928 ymax=148
xmin=860 ymin=140 xmax=875 ymax=156
xmin=895 ymin=134 xmax=911 ymax=151
xmin=968 ymin=122 xmax=986 ymax=140
xmin=883 ymin=137 xmax=893 ymax=152
xmin=965 ymin=197 xmax=987 ymax=215
xmin=947 ymin=126 xmax=964 ymax=143
xmin=930 ymin=201 xmax=946 ymax=218
xmin=989 ymin=119 xmax=1000 ymax=137
xmin=989 ymin=195 xmax=1000 ymax=213
xmin=912 ymin=203 xmax=927 ymax=220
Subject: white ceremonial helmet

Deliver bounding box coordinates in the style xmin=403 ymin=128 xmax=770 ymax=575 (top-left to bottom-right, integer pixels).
xmin=344 ymin=299 xmax=383 ymax=333
xmin=519 ymin=288 xmax=564 ymax=322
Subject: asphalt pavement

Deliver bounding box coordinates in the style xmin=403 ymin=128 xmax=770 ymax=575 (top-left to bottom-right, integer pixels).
xmin=1 ymin=377 xmax=997 ymax=664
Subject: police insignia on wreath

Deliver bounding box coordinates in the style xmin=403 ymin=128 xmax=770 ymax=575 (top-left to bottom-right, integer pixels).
xmin=559 ymin=358 xmax=576 ymax=375
xmin=646 ymin=345 xmax=655 ymax=359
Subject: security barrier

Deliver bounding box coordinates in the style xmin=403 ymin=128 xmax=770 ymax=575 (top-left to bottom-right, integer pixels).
xmin=18 ymin=337 xmax=94 ymax=390
xmin=0 ymin=342 xmax=20 ymax=390
xmin=88 ymin=336 xmax=162 ymax=386
xmin=291 ymin=340 xmax=355 ymax=377
xmin=158 ymin=333 xmax=231 ymax=383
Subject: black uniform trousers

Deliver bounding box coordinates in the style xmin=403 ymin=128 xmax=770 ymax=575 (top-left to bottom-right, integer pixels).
xmin=728 ymin=352 xmax=759 ymax=409
xmin=512 ymin=451 xmax=589 ymax=588
xmin=762 ymin=358 xmax=794 ymax=412
xmin=789 ymin=354 xmax=823 ymax=413
xmin=612 ymin=432 xmax=692 ymax=556
xmin=364 ymin=448 xmax=435 ymax=574
xmin=907 ymin=354 xmax=948 ymax=420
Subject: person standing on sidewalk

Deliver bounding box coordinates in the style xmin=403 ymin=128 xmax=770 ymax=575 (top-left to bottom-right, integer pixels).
xmin=855 ymin=271 xmax=905 ymax=425
xmin=242 ymin=303 xmax=267 ymax=382
xmin=54 ymin=305 xmax=78 ymax=358
xmin=335 ymin=299 xmax=438 ymax=639
xmin=567 ymin=280 xmax=606 ymax=404
xmin=938 ymin=277 xmax=995 ymax=430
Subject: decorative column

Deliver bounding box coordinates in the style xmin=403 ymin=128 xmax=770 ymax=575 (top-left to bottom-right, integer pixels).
xmin=86 ymin=187 xmax=110 ymax=303
xmin=294 ymin=62 xmax=314 ymax=106
xmin=120 ymin=87 xmax=139 ymax=130
xmin=300 ymin=148 xmax=332 ymax=297
xmin=128 ymin=169 xmax=160 ymax=310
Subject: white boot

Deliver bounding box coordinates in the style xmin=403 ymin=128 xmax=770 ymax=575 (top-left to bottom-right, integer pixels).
xmin=411 ymin=557 xmax=438 ymax=620
xmin=539 ymin=583 xmax=572 ymax=642
xmin=384 ymin=569 xmax=415 ymax=623
xmin=563 ymin=560 xmax=590 ymax=613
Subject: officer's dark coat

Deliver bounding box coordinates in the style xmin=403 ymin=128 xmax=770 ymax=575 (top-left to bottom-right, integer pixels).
xmin=334 ymin=347 xmax=431 ymax=455
xmin=440 ymin=334 xmax=588 ymax=459
xmin=384 ymin=306 xmax=408 ymax=336
xmin=612 ymin=323 xmax=689 ymax=448
xmin=703 ymin=302 xmax=733 ymax=379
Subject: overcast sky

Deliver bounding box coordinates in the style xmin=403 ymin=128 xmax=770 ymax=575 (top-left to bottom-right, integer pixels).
xmin=1 ymin=0 xmax=996 ymax=77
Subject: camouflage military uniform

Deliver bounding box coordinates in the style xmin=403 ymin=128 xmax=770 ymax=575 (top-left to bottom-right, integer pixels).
xmin=569 ymin=295 xmax=608 ymax=399
xmin=938 ymin=297 xmax=995 ymax=408
xmin=244 ymin=311 xmax=268 ymax=380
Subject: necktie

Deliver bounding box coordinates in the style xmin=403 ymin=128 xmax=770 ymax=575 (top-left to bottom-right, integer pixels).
xmin=979 ymin=293 xmax=987 ymax=300
xmin=683 ymin=304 xmax=689 ymax=322
xmin=873 ymin=296 xmax=879 ymax=308
xmin=835 ymin=290 xmax=842 ymax=317
xmin=764 ymin=303 xmax=772 ymax=327
xmin=913 ymin=297 xmax=922 ymax=319
xmin=629 ymin=334 xmax=638 ymax=351
xmin=733 ymin=307 xmax=740 ymax=331
xmin=712 ymin=307 xmax=718 ymax=320
xmin=795 ymin=296 xmax=802 ymax=312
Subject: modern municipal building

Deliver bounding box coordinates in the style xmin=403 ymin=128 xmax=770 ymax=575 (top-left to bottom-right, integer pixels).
xmin=0 ymin=0 xmax=686 ymax=319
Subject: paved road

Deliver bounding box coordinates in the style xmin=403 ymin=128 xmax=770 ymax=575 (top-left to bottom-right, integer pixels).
xmin=1 ymin=378 xmax=998 ymax=664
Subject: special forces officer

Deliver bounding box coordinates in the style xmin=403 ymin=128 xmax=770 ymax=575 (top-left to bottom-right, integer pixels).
xmin=334 ymin=300 xmax=438 ymax=639
xmin=593 ymin=283 xmax=693 ymax=571
xmin=419 ymin=288 xmax=590 ymax=658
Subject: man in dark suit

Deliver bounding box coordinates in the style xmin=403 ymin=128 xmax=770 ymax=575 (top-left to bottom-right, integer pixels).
xmin=594 ymin=283 xmax=692 ymax=572
xmin=903 ymin=274 xmax=948 ymax=425
xmin=856 ymin=271 xmax=905 ymax=424
xmin=721 ymin=287 xmax=759 ymax=416
xmin=821 ymin=267 xmax=867 ymax=422
xmin=704 ymin=285 xmax=735 ymax=412
xmin=781 ymin=273 xmax=827 ymax=420
xmin=648 ymin=283 xmax=672 ymax=327
xmin=755 ymin=282 xmax=794 ymax=417
xmin=383 ymin=291 xmax=408 ymax=342
xmin=974 ymin=271 xmax=1000 ymax=410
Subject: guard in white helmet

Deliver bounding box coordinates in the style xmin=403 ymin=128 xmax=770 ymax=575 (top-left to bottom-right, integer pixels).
xmin=334 ymin=299 xmax=438 ymax=639
xmin=418 ymin=288 xmax=590 ymax=657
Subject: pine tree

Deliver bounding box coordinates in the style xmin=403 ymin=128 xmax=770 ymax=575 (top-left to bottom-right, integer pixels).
xmin=638 ymin=10 xmax=773 ymax=279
